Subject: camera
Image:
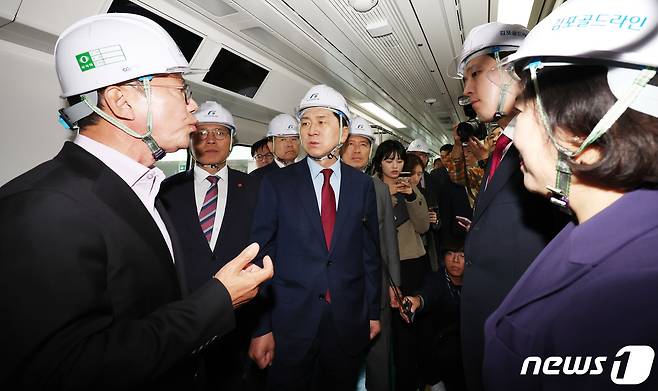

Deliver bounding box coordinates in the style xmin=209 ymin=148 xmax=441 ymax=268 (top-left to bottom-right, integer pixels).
xmin=456 ymin=99 xmax=487 ymax=141
xmin=457 ymin=118 xmax=487 ymax=141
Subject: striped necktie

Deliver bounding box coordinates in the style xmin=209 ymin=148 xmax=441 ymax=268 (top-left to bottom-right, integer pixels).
xmin=199 ymin=176 xmax=219 ymax=243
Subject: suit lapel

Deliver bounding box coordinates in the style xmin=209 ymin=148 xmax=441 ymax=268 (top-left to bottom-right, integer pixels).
xmin=89 ymin=155 xmax=177 ymax=282
xmin=330 ymin=163 xmax=354 ymax=253
xmin=472 ymin=146 xmax=519 ymax=224
xmin=295 ymin=160 xmax=328 ymax=252
xmin=156 ymin=199 xmax=189 ymax=297
xmin=214 ymin=169 xmax=245 ymax=255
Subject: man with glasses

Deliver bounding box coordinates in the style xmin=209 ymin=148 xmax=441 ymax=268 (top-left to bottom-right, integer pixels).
xmin=250 ymin=114 xmax=300 ymax=180
xmin=251 ymin=138 xmax=274 ymax=169
xmin=159 ymin=101 xmax=262 ymax=390
xmin=0 ymin=15 xmax=272 ymax=390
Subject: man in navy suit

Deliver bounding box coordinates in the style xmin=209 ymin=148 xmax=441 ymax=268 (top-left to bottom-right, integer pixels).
xmin=248 ymin=85 xmax=381 ymax=390
xmin=159 ymin=101 xmax=260 ymax=390
xmin=249 ymin=114 xmax=300 ymax=180
xmin=453 ymin=22 xmax=568 ymax=391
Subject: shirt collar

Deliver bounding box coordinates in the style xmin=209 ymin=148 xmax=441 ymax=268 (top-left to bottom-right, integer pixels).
xmin=502 ymin=117 xmax=516 ymax=140
xmin=74 ymin=134 xmax=161 ymax=187
xmin=307 ymin=157 xmax=341 ymax=179
xmin=193 ymin=164 xmax=228 ymax=185
xmin=273 ymin=157 xmax=287 ymax=168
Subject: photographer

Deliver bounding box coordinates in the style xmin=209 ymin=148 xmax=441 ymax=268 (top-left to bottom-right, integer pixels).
xmin=444 ymin=124 xmax=492 ymax=207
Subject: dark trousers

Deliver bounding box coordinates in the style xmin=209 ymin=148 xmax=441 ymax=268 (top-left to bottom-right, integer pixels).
xmin=394 ymin=256 xmax=430 ymax=391
xmin=365 ymin=304 xmax=393 ymax=391
xmin=267 ymin=302 xmax=364 ymax=391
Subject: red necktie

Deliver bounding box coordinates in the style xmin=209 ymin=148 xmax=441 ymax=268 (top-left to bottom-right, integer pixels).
xmin=199 ymin=176 xmax=219 ymax=243
xmin=320 ymin=169 xmax=336 ymax=303
xmin=320 ymin=169 xmax=336 ymax=249
xmin=488 ymin=134 xmax=512 ymax=182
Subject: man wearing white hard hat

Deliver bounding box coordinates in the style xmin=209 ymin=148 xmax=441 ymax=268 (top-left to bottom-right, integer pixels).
xmin=0 ymin=14 xmax=272 ymax=390
xmin=483 ymin=0 xmax=658 ymax=389
xmin=159 ymin=101 xmax=262 ymax=389
xmin=341 ymin=116 xmax=376 ymax=171
xmin=342 ymin=117 xmax=400 ymax=391
xmin=250 ymin=113 xmax=300 ymax=179
xmin=452 ymin=22 xmax=568 ymax=391
xmin=248 ymin=85 xmax=381 ymax=390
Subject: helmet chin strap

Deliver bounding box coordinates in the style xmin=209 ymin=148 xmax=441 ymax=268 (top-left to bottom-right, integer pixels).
xmin=528 ymin=61 xmax=656 ymax=215
xmin=307 ymin=113 xmax=345 ymax=162
xmin=191 ymin=133 xmax=234 ymax=170
xmin=80 ymin=76 xmax=166 ymax=161
xmin=492 ymin=51 xmax=512 ymax=124
xmin=271 ymin=138 xmax=297 ymax=166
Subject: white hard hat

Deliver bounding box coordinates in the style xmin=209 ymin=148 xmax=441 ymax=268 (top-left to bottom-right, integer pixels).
xmin=407 ymin=138 xmax=430 ymax=154
xmin=195 ymin=101 xmax=236 ymax=134
xmin=504 ymin=0 xmax=657 ymax=70
xmin=296 ymin=84 xmax=351 ymax=124
xmin=55 ymin=13 xmax=190 ymax=97
xmin=450 ymin=22 xmax=528 ymax=79
xmin=348 ymin=117 xmax=375 ymax=143
xmin=266 ymin=114 xmax=299 ymax=137
xmin=503 ymin=0 xmax=658 ymax=118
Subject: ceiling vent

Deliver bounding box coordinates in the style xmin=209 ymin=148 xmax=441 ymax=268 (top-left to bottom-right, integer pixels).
xmin=366 ymin=20 xmax=393 ymax=38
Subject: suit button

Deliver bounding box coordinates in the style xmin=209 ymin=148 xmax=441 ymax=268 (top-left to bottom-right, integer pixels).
xmin=327 ymin=260 xmax=333 ymax=266
xmin=318 ymin=294 xmax=324 ymax=300
xmin=465 ymin=260 xmax=472 ymax=267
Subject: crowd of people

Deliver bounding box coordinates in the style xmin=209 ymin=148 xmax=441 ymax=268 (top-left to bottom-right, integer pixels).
xmin=1 ymin=0 xmax=657 ymax=390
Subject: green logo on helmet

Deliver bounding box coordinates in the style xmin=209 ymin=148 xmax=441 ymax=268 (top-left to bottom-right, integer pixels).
xmin=75 ymin=46 xmax=126 ymax=72
xmin=76 ymin=52 xmax=96 ymax=72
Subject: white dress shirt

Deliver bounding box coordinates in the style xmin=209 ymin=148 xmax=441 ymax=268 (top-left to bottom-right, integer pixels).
xmin=193 ymin=164 xmax=228 ymax=250
xmin=74 ymin=135 xmax=174 ymax=261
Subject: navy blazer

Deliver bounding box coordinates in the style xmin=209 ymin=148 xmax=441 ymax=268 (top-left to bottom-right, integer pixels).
xmin=461 ymin=145 xmax=568 ymax=391
xmin=483 ymin=189 xmax=658 ymax=390
xmin=0 ymin=143 xmax=235 ymax=390
xmin=159 ymin=167 xmax=259 ymax=292
xmin=249 ymin=161 xmax=279 ymax=180
xmin=250 ymin=158 xmax=381 ymax=357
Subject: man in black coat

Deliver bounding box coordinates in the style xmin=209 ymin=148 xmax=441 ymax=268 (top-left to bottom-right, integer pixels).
xmin=454 ymin=22 xmax=568 ymax=391
xmin=0 ymin=14 xmax=272 ymax=390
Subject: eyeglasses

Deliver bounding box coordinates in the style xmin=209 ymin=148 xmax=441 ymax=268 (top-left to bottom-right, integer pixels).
xmin=124 ymin=82 xmax=193 ymax=104
xmin=254 ymin=152 xmax=274 ymax=161
xmin=192 ymin=128 xmax=231 ymax=140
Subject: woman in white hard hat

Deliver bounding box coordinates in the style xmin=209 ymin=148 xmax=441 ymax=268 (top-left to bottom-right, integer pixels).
xmin=483 ymin=0 xmax=658 ymax=389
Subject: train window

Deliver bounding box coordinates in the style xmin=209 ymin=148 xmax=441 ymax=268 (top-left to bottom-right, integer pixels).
xmin=156 ymin=150 xmax=190 ymax=177
xmin=154 ymin=145 xmax=254 ymax=177
xmin=107 ymin=0 xmax=203 ymax=62
xmin=203 ymin=49 xmax=269 ymax=99
xmin=226 ymin=144 xmax=253 ymax=174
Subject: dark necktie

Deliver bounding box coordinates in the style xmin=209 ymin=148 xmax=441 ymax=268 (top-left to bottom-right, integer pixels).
xmin=488 ymin=134 xmax=512 ymax=182
xmin=199 ymin=176 xmax=219 ymax=243
xmin=320 ymin=168 xmax=336 ymax=303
